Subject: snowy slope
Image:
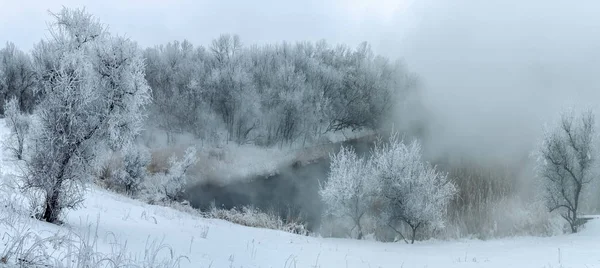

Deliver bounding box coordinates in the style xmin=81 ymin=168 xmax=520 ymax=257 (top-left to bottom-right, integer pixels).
xmin=1 ymin=120 xmax=600 ymax=268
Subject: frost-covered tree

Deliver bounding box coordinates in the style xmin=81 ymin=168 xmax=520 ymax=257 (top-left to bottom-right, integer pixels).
xmin=144 ymin=40 xmax=210 ymax=144
xmin=320 ymin=146 xmax=375 ymax=239
xmin=371 ymin=136 xmax=457 ymax=244
xmin=206 ymin=35 xmax=260 ymax=144
xmin=535 ymin=110 xmax=596 ymax=233
xmin=319 ymin=135 xmax=456 ymax=243
xmin=23 ymin=8 xmax=151 ymax=223
xmin=4 ymin=97 xmax=29 ymax=160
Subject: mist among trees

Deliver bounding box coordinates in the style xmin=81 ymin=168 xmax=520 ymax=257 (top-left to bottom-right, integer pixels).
xmin=1 ymin=6 xmax=600 ymax=244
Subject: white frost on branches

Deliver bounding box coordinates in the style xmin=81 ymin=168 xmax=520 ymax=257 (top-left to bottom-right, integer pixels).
xmin=320 ymin=134 xmax=457 ymax=243
xmin=371 ymin=136 xmax=457 ymax=243
xmin=319 ymin=146 xmax=375 ymax=239
xmin=113 ymin=146 xmax=151 ymax=195
xmin=3 ymin=97 xmax=29 ymax=160
xmin=141 ymin=147 xmax=198 ymax=203
xmin=23 ymin=8 xmax=151 ymax=223
xmin=162 ymin=147 xmax=198 ymax=201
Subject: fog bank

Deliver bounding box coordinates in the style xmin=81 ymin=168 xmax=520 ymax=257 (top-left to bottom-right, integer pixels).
xmin=387 ymin=0 xmax=600 ymax=163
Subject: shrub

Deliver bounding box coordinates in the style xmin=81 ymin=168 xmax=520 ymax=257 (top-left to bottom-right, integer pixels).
xmin=111 ymin=147 xmax=151 ymax=195
xmin=3 ymin=97 xmax=29 ymax=160
xmin=140 ymin=147 xmax=197 ymax=204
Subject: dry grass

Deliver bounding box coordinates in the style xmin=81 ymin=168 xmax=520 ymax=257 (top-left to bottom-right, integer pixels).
xmin=205 ymin=204 xmax=309 ymax=236
xmin=438 ymin=156 xmax=562 ymax=239
xmin=0 ymin=216 xmax=189 ymax=268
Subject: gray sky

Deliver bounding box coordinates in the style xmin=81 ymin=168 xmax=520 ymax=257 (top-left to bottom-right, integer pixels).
xmin=398 ymin=0 xmax=600 ymax=162
xmin=3 ymin=0 xmax=600 ymax=164
xmin=0 ymin=0 xmax=414 ymax=51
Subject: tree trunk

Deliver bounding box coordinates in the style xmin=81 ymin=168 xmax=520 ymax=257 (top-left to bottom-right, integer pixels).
xmin=41 ymin=151 xmax=73 ymax=224
xmin=409 ymin=222 xmax=421 ymax=244
xmin=387 ymin=223 xmax=409 ymax=244
xmin=572 ymin=183 xmax=581 ymax=233
xmin=356 ymin=223 xmax=363 ymax=240
xmin=17 ymin=137 xmax=23 ymax=160
xmin=571 ymin=209 xmax=578 ymax=233
xmin=42 ymin=185 xmax=61 ymax=223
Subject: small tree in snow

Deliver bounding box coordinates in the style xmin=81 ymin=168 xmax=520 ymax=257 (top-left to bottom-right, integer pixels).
xmin=320 ymin=146 xmax=375 ymax=239
xmin=4 ymin=97 xmax=29 ymax=160
xmin=371 ymin=136 xmax=457 ymax=244
xmin=23 ymin=8 xmax=151 ymax=223
xmin=535 ymin=110 xmax=597 ymax=233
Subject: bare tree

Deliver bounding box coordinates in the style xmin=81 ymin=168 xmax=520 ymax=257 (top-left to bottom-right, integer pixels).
xmin=536 ymin=110 xmax=596 ymax=233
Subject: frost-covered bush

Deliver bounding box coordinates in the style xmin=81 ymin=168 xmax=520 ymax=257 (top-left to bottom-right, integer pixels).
xmin=111 ymin=146 xmax=151 ymax=195
xmin=141 ymin=147 xmax=197 ymax=203
xmin=3 ymin=97 xmax=29 ymax=160
xmin=162 ymin=147 xmax=197 ymax=201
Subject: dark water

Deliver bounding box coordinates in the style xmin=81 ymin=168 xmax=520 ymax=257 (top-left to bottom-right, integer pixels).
xmin=185 ymin=159 xmax=329 ymax=230
xmin=184 ymin=135 xmax=377 ymax=231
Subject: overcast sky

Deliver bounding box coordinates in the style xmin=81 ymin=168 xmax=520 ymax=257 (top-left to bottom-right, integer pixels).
xmin=3 ymin=0 xmax=600 ymax=164
xmin=0 ymin=0 xmax=415 ymax=52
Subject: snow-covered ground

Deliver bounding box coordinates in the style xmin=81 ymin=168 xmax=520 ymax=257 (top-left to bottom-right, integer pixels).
xmin=3 ymin=188 xmax=600 ymax=268
xmin=1 ymin=120 xmax=600 ymax=268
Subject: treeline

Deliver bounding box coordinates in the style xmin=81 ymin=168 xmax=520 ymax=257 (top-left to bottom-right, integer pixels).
xmin=144 ymin=36 xmax=415 ymax=146
xmin=1 ymin=36 xmax=415 ymax=148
